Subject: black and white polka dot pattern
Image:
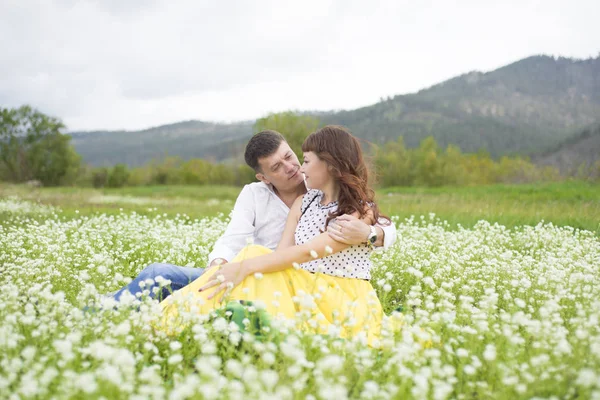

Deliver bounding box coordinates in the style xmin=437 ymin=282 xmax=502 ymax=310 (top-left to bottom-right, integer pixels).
xmin=295 ymin=189 xmax=373 ymax=280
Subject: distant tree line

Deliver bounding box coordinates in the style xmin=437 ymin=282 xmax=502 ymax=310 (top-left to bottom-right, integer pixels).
xmin=1 ymin=106 xmax=598 ymax=188
xmin=374 ymin=136 xmax=576 ymax=187
xmin=82 ymin=157 xmax=256 ymax=188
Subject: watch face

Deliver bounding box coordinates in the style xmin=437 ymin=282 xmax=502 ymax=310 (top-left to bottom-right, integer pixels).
xmin=368 ymin=227 xmax=377 ymax=244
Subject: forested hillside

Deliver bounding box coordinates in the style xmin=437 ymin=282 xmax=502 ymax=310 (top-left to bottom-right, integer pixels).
xmin=70 ymin=55 xmax=600 ymax=166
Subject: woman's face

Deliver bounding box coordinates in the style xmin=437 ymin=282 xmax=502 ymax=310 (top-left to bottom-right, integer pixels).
xmin=300 ymin=151 xmax=331 ymax=190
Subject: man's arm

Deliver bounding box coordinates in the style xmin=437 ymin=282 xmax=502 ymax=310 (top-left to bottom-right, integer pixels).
xmin=207 ymin=185 xmax=256 ymax=266
xmin=378 ymin=218 xmax=397 ymax=249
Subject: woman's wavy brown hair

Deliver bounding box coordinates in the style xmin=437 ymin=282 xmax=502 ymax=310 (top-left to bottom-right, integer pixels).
xmin=302 ymin=125 xmax=390 ymax=228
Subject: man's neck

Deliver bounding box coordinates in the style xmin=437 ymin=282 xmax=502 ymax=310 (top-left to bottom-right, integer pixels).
xmin=273 ymin=183 xmax=307 ymax=208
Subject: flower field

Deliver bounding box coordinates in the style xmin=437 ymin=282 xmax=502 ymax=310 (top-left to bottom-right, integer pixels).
xmin=1 ymin=197 xmax=599 ymax=399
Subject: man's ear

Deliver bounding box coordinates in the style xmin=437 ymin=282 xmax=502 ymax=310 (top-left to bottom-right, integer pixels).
xmin=256 ymin=173 xmax=271 ymax=185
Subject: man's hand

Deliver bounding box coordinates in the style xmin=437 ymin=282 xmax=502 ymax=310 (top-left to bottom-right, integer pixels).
xmin=327 ymin=214 xmax=370 ymax=245
xmin=209 ymin=258 xmax=228 ymax=268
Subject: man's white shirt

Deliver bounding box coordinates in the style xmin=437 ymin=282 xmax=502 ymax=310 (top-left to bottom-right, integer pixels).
xmin=208 ymin=182 xmax=397 ymax=265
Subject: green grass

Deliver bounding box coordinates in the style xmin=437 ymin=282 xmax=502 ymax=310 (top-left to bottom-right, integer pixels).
xmin=0 ymin=184 xmax=238 ymax=220
xmin=378 ymin=181 xmax=600 ymax=234
xmin=1 ymin=181 xmax=599 ymax=233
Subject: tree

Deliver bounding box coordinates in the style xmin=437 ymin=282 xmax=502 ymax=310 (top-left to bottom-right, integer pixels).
xmin=180 ymin=159 xmax=211 ymax=185
xmin=107 ymin=164 xmax=130 ymax=188
xmin=374 ymin=136 xmax=413 ymax=187
xmin=254 ymin=112 xmax=320 ymax=158
xmin=413 ymin=136 xmax=444 ymax=187
xmin=0 ymin=105 xmax=81 ymax=186
xmin=91 ymin=167 xmax=109 ymax=188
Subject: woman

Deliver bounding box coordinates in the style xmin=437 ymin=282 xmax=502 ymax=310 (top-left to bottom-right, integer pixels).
xmin=160 ymin=125 xmax=391 ymax=344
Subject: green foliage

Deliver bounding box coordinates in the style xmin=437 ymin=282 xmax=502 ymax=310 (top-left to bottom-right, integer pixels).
xmin=71 ymin=133 xmax=584 ymax=190
xmin=253 ymin=111 xmax=320 ymax=158
xmin=535 ymin=122 xmax=600 ymax=180
xmin=91 ymin=167 xmax=109 ymax=188
xmin=374 ymin=137 xmax=412 ymax=187
xmin=180 ymin=159 xmax=212 ymax=185
xmin=82 ymin=156 xmax=257 ymax=188
xmin=107 ymin=164 xmax=130 ymax=188
xmin=374 ymin=136 xmax=563 ymax=187
xmin=0 ymin=105 xmax=81 ymax=186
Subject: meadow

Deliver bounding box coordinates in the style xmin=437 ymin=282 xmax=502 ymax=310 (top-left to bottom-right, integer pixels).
xmin=0 ymin=182 xmax=599 ymax=399
xmin=1 ymin=181 xmax=599 ymax=233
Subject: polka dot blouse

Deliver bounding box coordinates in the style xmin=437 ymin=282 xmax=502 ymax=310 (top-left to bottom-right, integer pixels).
xmin=294 ymin=189 xmax=373 ymax=280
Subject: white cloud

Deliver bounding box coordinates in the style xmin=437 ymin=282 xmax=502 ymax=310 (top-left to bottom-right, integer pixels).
xmin=1 ymin=0 xmax=598 ymax=131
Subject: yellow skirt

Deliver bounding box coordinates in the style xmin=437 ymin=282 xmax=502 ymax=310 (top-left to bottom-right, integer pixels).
xmin=159 ymin=245 xmax=385 ymax=344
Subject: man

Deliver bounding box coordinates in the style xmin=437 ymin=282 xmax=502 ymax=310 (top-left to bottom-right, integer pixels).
xmin=110 ymin=130 xmax=396 ymax=302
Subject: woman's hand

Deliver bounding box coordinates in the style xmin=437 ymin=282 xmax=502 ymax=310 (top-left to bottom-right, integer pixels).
xmin=198 ymin=262 xmax=249 ymax=303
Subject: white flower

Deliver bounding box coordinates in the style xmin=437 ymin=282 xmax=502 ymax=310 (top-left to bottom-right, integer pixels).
xmin=260 ymin=370 xmax=279 ymax=391
xmin=483 ymin=344 xmax=496 ymax=361
xmin=310 ymin=250 xmax=319 ymax=259
xmin=514 ymin=298 xmax=526 ymax=308
xmin=463 ymin=365 xmax=476 ymax=375
xmin=169 ymin=341 xmax=182 ymax=351
xmin=168 ymin=354 xmax=183 ymax=365
xmin=575 ymin=368 xmax=597 ymax=388
xmin=456 ymin=348 xmax=469 ymax=358
xmin=262 ymin=352 xmax=276 ymax=365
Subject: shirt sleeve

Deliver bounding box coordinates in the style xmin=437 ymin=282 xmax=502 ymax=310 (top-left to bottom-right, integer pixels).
xmin=376 ymin=218 xmax=397 ymax=251
xmin=208 ymin=185 xmax=256 ymax=265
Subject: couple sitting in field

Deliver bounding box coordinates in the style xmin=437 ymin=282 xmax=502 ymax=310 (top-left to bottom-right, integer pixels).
xmin=109 ymin=125 xmax=398 ymax=344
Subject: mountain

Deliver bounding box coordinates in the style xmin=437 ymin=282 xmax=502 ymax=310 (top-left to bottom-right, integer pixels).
xmin=321 ymin=55 xmax=600 ymax=156
xmin=69 ymin=120 xmax=253 ymax=167
xmin=534 ymin=122 xmax=600 ymax=174
xmin=70 ymin=54 xmax=600 ymax=167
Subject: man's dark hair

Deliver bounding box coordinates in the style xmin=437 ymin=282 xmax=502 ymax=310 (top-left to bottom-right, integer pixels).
xmin=244 ymin=130 xmax=286 ymax=172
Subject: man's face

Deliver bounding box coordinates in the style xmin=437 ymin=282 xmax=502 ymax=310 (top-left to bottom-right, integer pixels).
xmin=256 ymin=142 xmax=304 ymax=192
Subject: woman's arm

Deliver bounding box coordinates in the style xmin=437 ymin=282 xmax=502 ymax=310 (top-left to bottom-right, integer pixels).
xmin=200 ymin=209 xmax=374 ymax=301
xmin=246 ymin=230 xmax=350 ymax=275
xmin=276 ymin=195 xmax=303 ymax=250
xmin=247 ymin=208 xmax=375 ymax=275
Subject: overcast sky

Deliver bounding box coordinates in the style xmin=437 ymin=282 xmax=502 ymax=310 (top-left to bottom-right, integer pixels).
xmin=1 ymin=0 xmax=598 ymax=131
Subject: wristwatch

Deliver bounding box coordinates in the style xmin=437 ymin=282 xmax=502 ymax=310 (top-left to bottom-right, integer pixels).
xmin=367 ymin=225 xmax=377 ymax=246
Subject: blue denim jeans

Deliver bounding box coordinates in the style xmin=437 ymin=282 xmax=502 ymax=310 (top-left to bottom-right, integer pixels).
xmin=111 ymin=263 xmax=205 ymax=302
